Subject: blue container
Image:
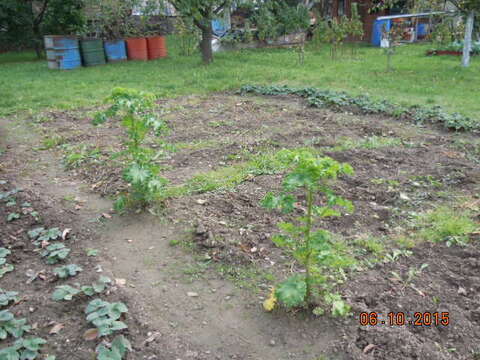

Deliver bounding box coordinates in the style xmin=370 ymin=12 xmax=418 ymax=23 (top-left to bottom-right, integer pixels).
xmin=371 ymin=19 xmax=391 ymax=47
xmin=417 ymin=23 xmax=428 ymax=38
xmin=104 ymin=39 xmax=127 ymax=62
xmin=44 ymin=35 xmax=81 ymax=70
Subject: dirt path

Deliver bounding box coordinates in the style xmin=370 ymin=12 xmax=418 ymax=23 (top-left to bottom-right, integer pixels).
xmin=0 ymin=112 xmax=343 ymax=359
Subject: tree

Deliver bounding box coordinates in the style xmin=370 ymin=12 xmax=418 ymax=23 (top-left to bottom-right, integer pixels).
xmin=0 ymin=0 xmax=84 ymax=57
xmin=167 ymin=0 xmax=233 ymax=64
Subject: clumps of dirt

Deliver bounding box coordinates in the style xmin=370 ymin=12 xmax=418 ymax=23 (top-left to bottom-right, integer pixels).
xmin=172 ymin=141 xmax=478 ymax=268
xmin=340 ymin=241 xmax=480 ymax=359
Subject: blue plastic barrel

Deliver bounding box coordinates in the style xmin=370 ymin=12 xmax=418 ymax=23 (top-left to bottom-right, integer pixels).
xmin=417 ymin=23 xmax=428 ymax=38
xmin=371 ymin=19 xmax=391 ymax=47
xmin=44 ymin=35 xmax=81 ymax=70
xmin=104 ymin=39 xmax=127 ymax=62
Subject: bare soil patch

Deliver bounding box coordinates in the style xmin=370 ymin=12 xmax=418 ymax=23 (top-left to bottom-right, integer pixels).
xmin=1 ymin=93 xmax=480 ymax=359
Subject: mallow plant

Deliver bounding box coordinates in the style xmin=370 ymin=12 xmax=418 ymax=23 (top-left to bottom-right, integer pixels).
xmin=93 ymin=88 xmax=169 ymax=212
xmin=261 ymin=149 xmax=354 ymax=315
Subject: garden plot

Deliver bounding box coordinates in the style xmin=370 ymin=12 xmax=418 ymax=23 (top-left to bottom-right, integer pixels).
xmin=1 ymin=92 xmax=480 ymax=359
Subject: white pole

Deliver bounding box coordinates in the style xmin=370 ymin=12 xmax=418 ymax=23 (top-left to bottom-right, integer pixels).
xmin=462 ymin=11 xmax=475 ymax=67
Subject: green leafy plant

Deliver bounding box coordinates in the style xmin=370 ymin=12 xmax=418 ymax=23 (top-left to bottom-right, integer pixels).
xmin=0 ymin=248 xmax=14 ymax=279
xmin=51 ymin=285 xmax=81 ymax=301
xmin=7 ymin=212 xmax=20 ymax=222
xmin=53 ymin=264 xmax=83 ymax=279
xmin=0 ymin=288 xmax=18 ymax=307
xmin=85 ymin=299 xmax=128 ymax=337
xmin=81 ymin=276 xmax=112 ymax=296
xmin=86 ymin=248 xmax=99 ymax=257
xmin=176 ymin=16 xmax=199 ymax=56
xmin=52 ymin=277 xmax=112 ymax=301
xmin=41 ymin=243 xmax=70 ymax=264
xmin=0 ymin=337 xmax=47 ymax=360
xmin=0 ymin=310 xmax=30 ymax=339
xmin=93 ymin=88 xmax=170 ymax=212
xmin=315 ymin=18 xmax=349 ymax=60
xmin=240 ymin=85 xmax=479 ymax=132
xmin=28 ymin=227 xmax=62 ymax=246
xmin=261 ymin=149 xmax=354 ymax=310
xmin=96 ymin=335 xmax=132 ymax=360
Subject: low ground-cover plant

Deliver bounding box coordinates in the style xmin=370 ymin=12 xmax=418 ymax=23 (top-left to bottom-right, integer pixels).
xmin=0 ymin=337 xmax=51 ymax=360
xmin=53 ymin=264 xmax=83 ymax=279
xmin=93 ymin=88 xmax=170 ymax=212
xmin=0 ymin=310 xmax=30 ymax=339
xmin=85 ymin=299 xmax=128 ymax=337
xmin=417 ymin=206 xmax=477 ymax=246
xmin=0 ymin=248 xmax=14 ymax=279
xmin=52 ymin=276 xmax=111 ymax=301
xmin=240 ymin=85 xmax=479 ymax=132
xmin=0 ymin=289 xmax=18 ymax=307
xmin=261 ymin=149 xmax=354 ymax=314
xmin=28 ymin=227 xmax=62 ymax=246
xmin=96 ymin=335 xmax=131 ymax=360
xmin=41 ymin=243 xmax=70 ymax=264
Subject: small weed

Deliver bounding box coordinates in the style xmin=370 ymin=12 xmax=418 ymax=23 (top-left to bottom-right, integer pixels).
xmin=418 ymin=206 xmax=477 ymax=246
xmin=40 ymin=135 xmax=66 ymax=150
xmin=85 ymin=248 xmax=99 ymax=257
xmin=391 ymin=263 xmax=428 ymax=289
xmin=6 ymin=212 xmax=20 ymax=222
xmin=354 ymin=236 xmax=385 ymax=255
xmin=383 ymin=248 xmax=412 ymax=263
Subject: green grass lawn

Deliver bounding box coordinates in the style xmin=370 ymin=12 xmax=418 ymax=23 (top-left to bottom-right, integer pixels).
xmin=1 ymin=37 xmax=479 ymax=119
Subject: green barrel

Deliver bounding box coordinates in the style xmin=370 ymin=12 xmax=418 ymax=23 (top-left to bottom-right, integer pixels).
xmin=80 ymin=39 xmax=106 ymax=66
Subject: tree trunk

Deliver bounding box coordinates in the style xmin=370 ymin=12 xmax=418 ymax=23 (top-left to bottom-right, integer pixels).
xmin=462 ymin=11 xmax=475 ymax=68
xmin=200 ymin=26 xmax=214 ymax=65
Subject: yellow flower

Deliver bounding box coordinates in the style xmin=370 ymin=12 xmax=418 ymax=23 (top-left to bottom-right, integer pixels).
xmin=263 ymin=287 xmax=277 ymax=312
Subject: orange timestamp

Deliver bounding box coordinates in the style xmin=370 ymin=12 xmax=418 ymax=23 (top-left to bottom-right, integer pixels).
xmin=359 ymin=312 xmax=450 ymax=326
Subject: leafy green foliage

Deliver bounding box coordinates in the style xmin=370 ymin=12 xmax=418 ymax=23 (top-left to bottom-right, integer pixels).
xmin=96 ymin=335 xmax=132 ymax=360
xmin=0 ymin=310 xmax=30 ymax=339
xmin=81 ymin=276 xmax=111 ymax=296
xmin=52 ymin=277 xmax=112 ymax=301
xmin=53 ymin=264 xmax=83 ymax=279
xmin=93 ymin=88 xmax=170 ymax=213
xmin=28 ymin=227 xmax=62 ymax=246
xmin=0 ymin=248 xmax=11 ymax=265
xmin=262 ymin=149 xmax=354 ymax=310
xmin=41 ymin=243 xmax=70 ymax=264
xmin=275 ymin=275 xmax=307 ymax=308
xmin=418 ymin=206 xmax=477 ymax=246
xmin=254 ymin=1 xmax=310 ymax=41
xmin=7 ymin=212 xmax=20 ymax=222
xmin=0 ymin=288 xmax=18 ymax=307
xmin=51 ymin=285 xmax=81 ymax=301
xmin=0 ymin=0 xmax=83 ymax=55
xmin=240 ymin=85 xmax=479 ymax=132
xmin=0 ymin=337 xmax=47 ymax=360
xmin=324 ymin=293 xmax=352 ymax=317
xmin=85 ymin=299 xmax=128 ymax=337
xmin=0 ymin=248 xmax=14 ymax=279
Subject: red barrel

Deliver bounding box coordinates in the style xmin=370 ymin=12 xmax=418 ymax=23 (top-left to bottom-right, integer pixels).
xmin=147 ymin=36 xmax=167 ymax=60
xmin=126 ymin=38 xmax=148 ymax=60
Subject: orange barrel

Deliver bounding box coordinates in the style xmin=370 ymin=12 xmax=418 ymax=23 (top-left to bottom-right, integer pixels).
xmin=147 ymin=36 xmax=167 ymax=60
xmin=126 ymin=38 xmax=148 ymax=60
